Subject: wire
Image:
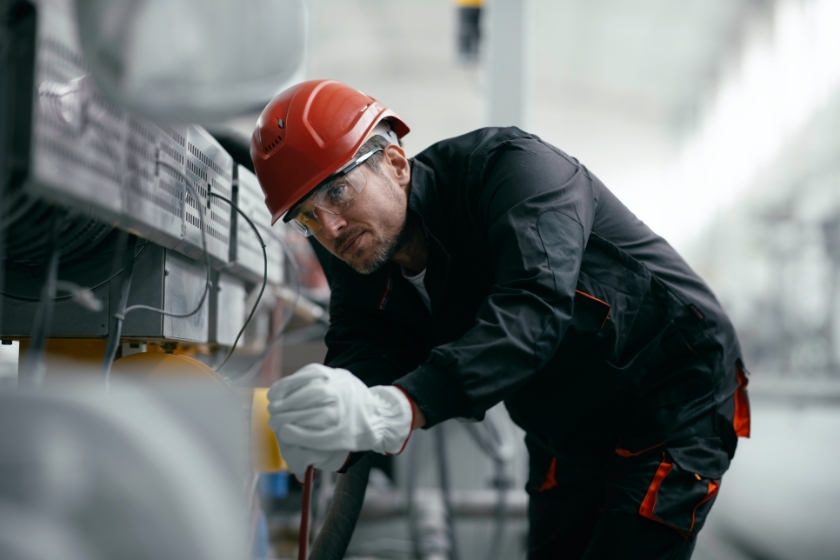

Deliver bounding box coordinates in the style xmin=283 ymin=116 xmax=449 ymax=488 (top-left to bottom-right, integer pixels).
xmin=208 ymin=191 xmax=267 ymax=372
xmin=308 ymin=453 xmax=373 ymax=560
xmin=225 ymin=234 xmax=303 ymax=384
xmin=122 ymin=159 xmax=211 ymax=320
xmin=0 ymin=241 xmax=150 ymax=303
xmin=100 ymin=233 xmax=139 ymax=386
xmin=54 ymin=281 xmax=103 ymax=312
xmin=311 ymin=468 xmax=336 ymax=541
xmin=18 ymin=212 xmax=65 ymax=386
xmin=125 ymin=160 xmax=280 ymax=377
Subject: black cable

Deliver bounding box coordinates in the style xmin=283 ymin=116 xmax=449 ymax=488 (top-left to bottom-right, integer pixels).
xmin=100 ymin=233 xmax=139 ymax=385
xmin=309 ymin=453 xmax=373 ymax=560
xmin=18 ymin=212 xmax=64 ymax=385
xmin=0 ymin=240 xmax=150 ymax=303
xmin=122 ymin=159 xmax=211 ymax=320
xmin=226 ymin=235 xmax=302 ymax=383
xmin=203 ymin=127 xmax=307 ymax=382
xmin=208 ymin=192 xmax=267 ymax=372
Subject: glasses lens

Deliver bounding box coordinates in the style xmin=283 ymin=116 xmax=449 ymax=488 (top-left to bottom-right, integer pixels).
xmin=313 ymin=166 xmax=367 ymax=214
xmin=292 ymin=208 xmax=321 ymax=236
xmin=286 ymin=156 xmax=372 ymax=236
xmin=288 ymin=219 xmax=307 ymax=236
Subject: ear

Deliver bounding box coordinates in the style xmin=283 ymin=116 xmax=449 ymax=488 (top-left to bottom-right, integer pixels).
xmin=383 ymin=144 xmax=410 ymax=189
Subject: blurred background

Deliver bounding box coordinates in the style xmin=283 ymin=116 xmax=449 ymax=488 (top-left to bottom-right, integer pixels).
xmin=3 ymin=0 xmax=840 ymax=559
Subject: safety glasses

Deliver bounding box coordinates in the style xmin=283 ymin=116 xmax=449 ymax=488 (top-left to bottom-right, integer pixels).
xmin=285 ymin=147 xmax=384 ymax=237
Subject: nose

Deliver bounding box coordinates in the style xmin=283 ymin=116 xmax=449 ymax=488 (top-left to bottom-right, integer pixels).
xmin=316 ymin=207 xmax=346 ymax=239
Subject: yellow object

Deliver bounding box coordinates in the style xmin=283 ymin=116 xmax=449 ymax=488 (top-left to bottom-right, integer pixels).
xmin=111 ymin=352 xmax=228 ymax=386
xmin=18 ymin=338 xmax=106 ymax=381
xmin=251 ymin=388 xmax=286 ymax=472
xmin=456 ymin=0 xmax=484 ymax=7
xmin=112 ymin=353 xmax=287 ymax=472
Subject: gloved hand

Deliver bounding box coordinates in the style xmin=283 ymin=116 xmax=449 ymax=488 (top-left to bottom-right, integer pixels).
xmin=267 ymin=364 xmax=414 ymax=475
xmin=278 ymin=444 xmax=349 ymax=480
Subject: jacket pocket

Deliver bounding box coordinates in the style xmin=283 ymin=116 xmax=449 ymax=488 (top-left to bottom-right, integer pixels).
xmin=637 ymin=438 xmax=729 ymax=539
xmin=574 ymin=233 xmax=652 ymax=363
xmin=639 ymin=452 xmax=720 ymax=539
xmin=552 ymin=289 xmax=611 ymax=358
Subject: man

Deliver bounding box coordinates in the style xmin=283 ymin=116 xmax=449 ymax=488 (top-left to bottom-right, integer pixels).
xmin=252 ymin=80 xmax=750 ymax=559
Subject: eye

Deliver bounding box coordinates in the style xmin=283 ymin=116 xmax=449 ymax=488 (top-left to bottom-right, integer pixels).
xmin=326 ymin=184 xmax=347 ymax=204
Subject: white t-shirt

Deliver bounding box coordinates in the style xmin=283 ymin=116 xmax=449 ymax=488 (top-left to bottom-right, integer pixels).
xmin=401 ymin=267 xmax=431 ymax=312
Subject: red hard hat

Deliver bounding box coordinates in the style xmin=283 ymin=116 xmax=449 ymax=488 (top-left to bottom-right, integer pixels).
xmin=250 ymin=80 xmax=410 ymax=225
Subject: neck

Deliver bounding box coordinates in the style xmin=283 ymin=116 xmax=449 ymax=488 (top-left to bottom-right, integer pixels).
xmin=390 ymin=215 xmax=427 ymax=274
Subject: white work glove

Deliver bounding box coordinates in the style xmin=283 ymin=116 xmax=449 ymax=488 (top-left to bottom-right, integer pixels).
xmin=277 ymin=444 xmax=349 ymax=480
xmin=267 ymin=364 xmax=413 ymax=476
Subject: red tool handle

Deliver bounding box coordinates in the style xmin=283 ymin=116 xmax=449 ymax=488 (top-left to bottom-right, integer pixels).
xmin=298 ymin=466 xmax=316 ymax=560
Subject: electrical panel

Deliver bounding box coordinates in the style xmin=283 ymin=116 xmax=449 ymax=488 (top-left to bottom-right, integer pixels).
xmin=18 ymin=0 xmax=233 ymax=270
xmin=0 ymin=235 xmax=117 ymax=338
xmin=209 ymin=272 xmax=247 ymax=347
xmin=121 ymin=118 xmax=190 ymax=256
xmin=177 ymin=126 xmax=234 ymax=267
xmin=121 ymin=245 xmax=210 ymax=344
xmin=1 ymin=0 xmax=286 ymax=348
xmin=1 ymin=237 xmax=210 ymax=344
xmin=230 ymin=165 xmax=284 ymax=286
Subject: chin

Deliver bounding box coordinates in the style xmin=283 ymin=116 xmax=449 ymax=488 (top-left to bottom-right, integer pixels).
xmin=347 ymin=244 xmax=391 ymax=275
xmin=348 ymin=256 xmax=386 ymax=275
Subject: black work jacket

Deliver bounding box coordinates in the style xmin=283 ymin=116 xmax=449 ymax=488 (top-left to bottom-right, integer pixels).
xmin=319 ymin=127 xmax=743 ymax=456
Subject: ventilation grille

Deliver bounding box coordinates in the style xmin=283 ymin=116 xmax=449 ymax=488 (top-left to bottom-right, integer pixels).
xmin=189 ymin=142 xmax=232 ymax=182
xmin=160 ymin=141 xmax=184 ymax=165
xmin=230 ymin=164 xmax=283 ymax=285
xmin=262 ymin=135 xmax=282 ymax=153
xmin=186 ymin=159 xmax=208 ymax=181
xmin=162 ymin=126 xmax=186 ymax=147
xmin=25 ymin=6 xmax=234 ymax=271
xmin=179 ymin=126 xmax=234 ymax=266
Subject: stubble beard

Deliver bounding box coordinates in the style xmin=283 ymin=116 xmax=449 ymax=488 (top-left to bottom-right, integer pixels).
xmin=346 ymin=222 xmax=407 ymax=274
xmin=340 ymin=176 xmax=410 ymax=275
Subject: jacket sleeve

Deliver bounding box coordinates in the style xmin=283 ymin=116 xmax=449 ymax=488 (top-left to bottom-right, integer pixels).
xmin=320 ymin=262 xmax=431 ymax=389
xmin=394 ymin=137 xmax=597 ymax=426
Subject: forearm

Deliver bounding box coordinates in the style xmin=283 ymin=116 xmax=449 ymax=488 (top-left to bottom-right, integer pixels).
xmin=410 ymin=397 xmax=427 ymax=429
xmin=395 ymin=384 xmax=427 ymax=429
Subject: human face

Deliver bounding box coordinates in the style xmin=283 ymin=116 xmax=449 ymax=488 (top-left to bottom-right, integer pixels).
xmin=285 ymin=147 xmax=383 ymax=237
xmin=309 ymin=145 xmax=411 ymax=274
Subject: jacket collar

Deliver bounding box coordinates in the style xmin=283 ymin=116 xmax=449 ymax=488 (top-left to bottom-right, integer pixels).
xmin=406 ymin=159 xmax=450 ymax=317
